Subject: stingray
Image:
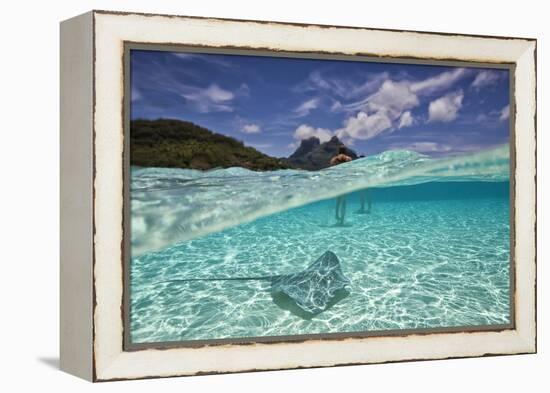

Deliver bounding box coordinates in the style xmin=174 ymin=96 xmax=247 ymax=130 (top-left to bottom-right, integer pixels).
xmin=158 ymin=251 xmax=351 ymax=317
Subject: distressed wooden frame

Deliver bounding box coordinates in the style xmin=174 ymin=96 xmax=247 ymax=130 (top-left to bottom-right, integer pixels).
xmin=60 ymin=10 xmax=537 ymax=382
xmin=122 ymin=45 xmax=519 ymax=350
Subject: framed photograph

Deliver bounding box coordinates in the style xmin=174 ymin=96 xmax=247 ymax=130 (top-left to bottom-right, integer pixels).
xmin=60 ymin=10 xmax=537 ymax=382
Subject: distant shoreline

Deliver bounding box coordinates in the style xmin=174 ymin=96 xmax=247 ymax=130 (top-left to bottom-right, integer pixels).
xmin=130 ymin=118 xmax=357 ymax=172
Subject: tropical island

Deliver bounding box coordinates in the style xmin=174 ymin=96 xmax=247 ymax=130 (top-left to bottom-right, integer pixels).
xmin=130 ymin=119 xmax=357 ymax=171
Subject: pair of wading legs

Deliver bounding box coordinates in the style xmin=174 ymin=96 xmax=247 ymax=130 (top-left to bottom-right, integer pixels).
xmin=335 ymin=189 xmax=372 ymax=225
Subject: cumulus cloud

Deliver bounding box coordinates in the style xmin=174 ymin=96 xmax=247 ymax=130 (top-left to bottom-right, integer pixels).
xmin=471 ymin=70 xmax=500 ymax=89
xmin=333 ymin=80 xmax=420 ymax=139
xmin=292 ymin=67 xmax=468 ymax=144
xmin=241 ymin=123 xmax=261 ymax=133
xmin=293 ymin=124 xmax=333 ymax=143
xmin=203 ymin=84 xmax=234 ymax=102
xmin=337 ymin=111 xmax=393 ymax=141
xmin=335 ymin=69 xmax=467 ymax=139
xmin=294 ymin=97 xmax=320 ymax=117
xmin=428 ymin=90 xmax=464 ymax=123
xmin=365 ymin=80 xmax=419 ymax=118
xmin=499 ymin=104 xmax=510 ymax=121
xmin=398 ymin=111 xmax=415 ymax=129
xmin=323 ymin=68 xmax=467 ymax=114
xmin=181 ymin=83 xmax=235 ymax=113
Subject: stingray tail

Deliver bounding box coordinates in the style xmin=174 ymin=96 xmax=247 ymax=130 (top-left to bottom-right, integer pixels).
xmin=155 ymin=275 xmax=277 ymax=285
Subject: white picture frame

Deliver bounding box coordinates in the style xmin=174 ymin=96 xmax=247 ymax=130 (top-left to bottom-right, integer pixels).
xmin=60 ymin=10 xmax=536 ymax=381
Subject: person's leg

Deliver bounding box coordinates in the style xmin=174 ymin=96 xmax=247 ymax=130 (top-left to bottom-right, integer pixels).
xmin=366 ymin=188 xmax=372 ymax=213
xmin=339 ymin=195 xmax=347 ymax=225
xmin=335 ymin=197 xmax=342 ymax=221
xmin=358 ymin=190 xmax=365 ymax=213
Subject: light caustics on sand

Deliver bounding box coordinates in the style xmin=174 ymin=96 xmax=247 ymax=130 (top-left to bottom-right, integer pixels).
xmin=130 ymin=145 xmax=510 ymax=257
xmin=157 ymin=251 xmax=351 ymax=316
xmin=130 ymin=145 xmax=511 ymax=343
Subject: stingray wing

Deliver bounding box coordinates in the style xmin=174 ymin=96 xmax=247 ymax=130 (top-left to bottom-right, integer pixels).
xmin=271 ymin=251 xmax=351 ymax=314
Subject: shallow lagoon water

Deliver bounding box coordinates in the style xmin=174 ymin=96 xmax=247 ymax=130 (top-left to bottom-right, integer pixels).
xmin=130 ymin=181 xmax=510 ymax=344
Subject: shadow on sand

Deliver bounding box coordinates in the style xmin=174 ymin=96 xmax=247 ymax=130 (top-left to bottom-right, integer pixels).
xmin=271 ymin=288 xmax=350 ymax=320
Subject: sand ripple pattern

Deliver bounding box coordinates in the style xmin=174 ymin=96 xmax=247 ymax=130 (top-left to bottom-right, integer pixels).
xmin=131 ymin=189 xmax=510 ymax=344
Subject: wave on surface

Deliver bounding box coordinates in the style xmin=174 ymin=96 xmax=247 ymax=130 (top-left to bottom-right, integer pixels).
xmin=131 ymin=144 xmax=510 ymax=256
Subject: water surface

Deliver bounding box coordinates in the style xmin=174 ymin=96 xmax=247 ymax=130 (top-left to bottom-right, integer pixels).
xmin=130 ymin=147 xmax=511 ymax=344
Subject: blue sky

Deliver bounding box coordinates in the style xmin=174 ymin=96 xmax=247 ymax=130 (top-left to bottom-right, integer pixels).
xmin=131 ymin=49 xmax=510 ymax=158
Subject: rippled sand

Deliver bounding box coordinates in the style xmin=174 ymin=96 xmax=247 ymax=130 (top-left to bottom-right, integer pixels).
xmin=130 ymin=183 xmax=510 ymax=344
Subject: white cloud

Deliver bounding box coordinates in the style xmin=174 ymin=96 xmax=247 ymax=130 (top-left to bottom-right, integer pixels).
xmin=241 ymin=123 xmax=261 ymax=134
xmin=341 ymin=69 xmax=467 ymax=116
xmin=173 ymin=52 xmax=233 ymax=67
xmin=340 ymin=136 xmax=355 ymax=146
xmin=411 ymin=68 xmax=467 ymax=94
xmin=203 ymin=84 xmax=234 ymax=102
xmin=428 ymin=90 xmax=464 ymax=123
xmin=291 ymin=67 xmax=468 ymax=144
xmin=336 ymin=111 xmax=392 ymax=141
xmin=172 ymin=53 xmax=198 ymax=60
xmin=471 ymin=70 xmax=500 ymax=89
xmin=365 ymin=80 xmax=419 ymax=119
xmin=299 ymin=70 xmax=389 ymax=100
xmin=330 ymin=100 xmax=343 ymax=112
xmin=308 ymin=71 xmax=331 ymax=90
xmin=294 ymin=98 xmax=320 ymax=117
xmin=398 ymin=111 xmax=415 ymax=129
xmin=391 ymin=142 xmax=452 ymax=154
xmin=333 ymin=80 xmax=418 ymax=140
xmin=131 ymin=86 xmax=141 ymax=102
xmin=293 ymin=124 xmax=333 ymax=143
xmin=173 ymin=53 xmax=198 ymax=60
xmin=238 ymin=83 xmax=250 ymax=97
xmin=499 ymin=105 xmax=510 ymax=121
xmin=335 ymin=69 xmax=466 ymax=139
xmin=180 ymin=83 xmax=235 ymax=113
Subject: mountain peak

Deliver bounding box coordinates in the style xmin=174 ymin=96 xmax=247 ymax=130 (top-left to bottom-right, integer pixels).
xmin=288 ymin=136 xmax=357 ymax=170
xmin=289 ymin=137 xmax=321 ymax=159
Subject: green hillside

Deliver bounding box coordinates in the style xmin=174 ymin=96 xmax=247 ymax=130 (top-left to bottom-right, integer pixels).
xmin=130 ymin=119 xmax=293 ymax=171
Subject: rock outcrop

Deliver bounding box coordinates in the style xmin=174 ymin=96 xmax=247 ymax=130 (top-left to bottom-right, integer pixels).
xmin=287 ymin=136 xmax=357 ymax=170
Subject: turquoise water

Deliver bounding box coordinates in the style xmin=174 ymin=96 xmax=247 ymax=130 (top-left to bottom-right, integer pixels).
xmin=130 ymin=147 xmax=511 ymax=344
